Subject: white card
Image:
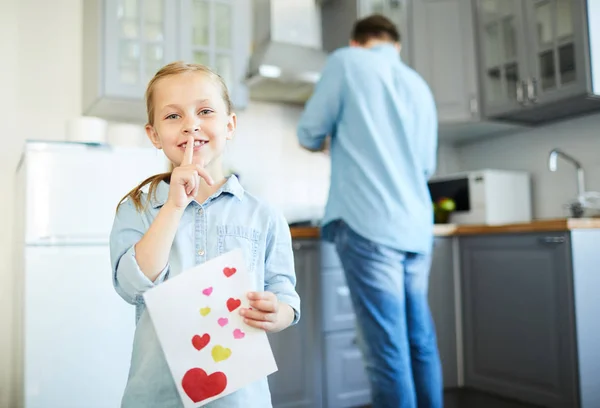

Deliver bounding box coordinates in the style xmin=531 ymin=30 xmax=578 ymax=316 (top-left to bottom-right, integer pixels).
xmin=143 ymin=249 xmax=278 ymax=407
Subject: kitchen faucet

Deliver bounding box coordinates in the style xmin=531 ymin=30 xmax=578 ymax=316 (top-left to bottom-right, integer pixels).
xmin=548 ymin=148 xmax=586 ymax=198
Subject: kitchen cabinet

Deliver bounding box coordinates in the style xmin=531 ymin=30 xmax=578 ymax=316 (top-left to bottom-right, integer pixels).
xmin=83 ymin=0 xmax=250 ymax=123
xmin=321 ymin=0 xmax=412 ymax=66
xmin=428 ymin=237 xmax=460 ymax=389
xmin=474 ymin=0 xmax=599 ymax=124
xmin=269 ymin=239 xmax=323 ymax=408
xmin=460 ymin=233 xmax=579 ymax=407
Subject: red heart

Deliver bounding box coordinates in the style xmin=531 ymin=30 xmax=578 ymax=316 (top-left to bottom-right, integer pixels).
xmin=191 ymin=334 xmax=210 ymax=351
xmin=226 ymin=297 xmax=241 ymax=312
xmin=223 ymin=267 xmax=237 ymax=277
xmin=182 ymin=368 xmax=227 ymax=403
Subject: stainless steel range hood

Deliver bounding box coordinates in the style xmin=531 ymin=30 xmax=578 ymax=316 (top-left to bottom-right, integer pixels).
xmin=246 ymin=0 xmax=329 ymax=104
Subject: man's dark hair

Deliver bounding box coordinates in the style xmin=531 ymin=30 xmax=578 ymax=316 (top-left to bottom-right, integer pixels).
xmin=351 ymin=14 xmax=401 ymax=45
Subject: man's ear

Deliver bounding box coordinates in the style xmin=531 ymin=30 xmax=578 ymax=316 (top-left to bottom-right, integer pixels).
xmin=226 ymin=113 xmax=237 ymax=141
xmin=145 ymin=124 xmax=162 ymax=149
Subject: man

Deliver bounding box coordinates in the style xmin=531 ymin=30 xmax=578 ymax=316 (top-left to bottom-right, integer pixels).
xmin=297 ymin=14 xmax=442 ymax=408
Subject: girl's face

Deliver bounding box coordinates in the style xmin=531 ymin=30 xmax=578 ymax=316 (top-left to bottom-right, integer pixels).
xmin=145 ymin=72 xmax=236 ymax=169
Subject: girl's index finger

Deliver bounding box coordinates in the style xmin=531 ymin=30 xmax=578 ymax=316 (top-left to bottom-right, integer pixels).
xmin=182 ymin=135 xmax=194 ymax=166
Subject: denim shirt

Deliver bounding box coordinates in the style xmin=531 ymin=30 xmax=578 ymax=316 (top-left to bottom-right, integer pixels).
xmin=109 ymin=175 xmax=300 ymax=408
xmin=297 ymin=44 xmax=438 ymax=254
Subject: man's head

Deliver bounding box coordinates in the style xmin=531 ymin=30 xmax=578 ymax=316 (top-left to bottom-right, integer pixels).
xmin=350 ymin=14 xmax=401 ymax=50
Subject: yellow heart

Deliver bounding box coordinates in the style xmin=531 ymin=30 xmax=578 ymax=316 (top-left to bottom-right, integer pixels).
xmin=199 ymin=307 xmax=211 ymax=316
xmin=211 ymin=345 xmax=232 ymax=363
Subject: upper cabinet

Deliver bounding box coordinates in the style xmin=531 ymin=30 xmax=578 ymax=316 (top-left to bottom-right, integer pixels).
xmin=83 ymin=0 xmax=250 ymax=123
xmin=474 ymin=0 xmax=600 ymax=125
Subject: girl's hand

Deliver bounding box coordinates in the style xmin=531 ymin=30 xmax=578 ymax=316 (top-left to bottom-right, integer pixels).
xmin=167 ymin=135 xmax=214 ymax=208
xmin=240 ymin=291 xmax=294 ymax=332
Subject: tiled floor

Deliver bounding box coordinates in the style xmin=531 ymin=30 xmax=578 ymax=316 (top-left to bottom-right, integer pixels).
xmin=361 ymin=388 xmax=543 ymax=408
xmin=443 ymin=388 xmax=543 ymax=408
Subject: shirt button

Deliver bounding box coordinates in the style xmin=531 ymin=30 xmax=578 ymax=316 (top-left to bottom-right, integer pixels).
xmin=197 ymin=208 xmax=203 ymax=214
xmin=198 ymin=249 xmax=205 ymax=256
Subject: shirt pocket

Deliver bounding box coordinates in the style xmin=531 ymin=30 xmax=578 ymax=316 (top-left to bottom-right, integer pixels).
xmin=217 ymin=225 xmax=261 ymax=274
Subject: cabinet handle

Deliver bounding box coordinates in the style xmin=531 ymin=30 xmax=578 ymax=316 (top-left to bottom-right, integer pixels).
xmin=469 ymin=96 xmax=479 ymax=116
xmin=539 ymin=236 xmax=565 ymax=244
xmin=336 ymin=286 xmax=350 ymax=297
xmin=293 ymin=242 xmax=303 ymax=250
xmin=527 ymin=78 xmax=538 ymax=103
xmin=516 ymin=81 xmax=525 ymax=105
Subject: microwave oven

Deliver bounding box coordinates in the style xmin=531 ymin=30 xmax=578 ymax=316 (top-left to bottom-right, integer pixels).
xmin=427 ymin=169 xmax=532 ymax=225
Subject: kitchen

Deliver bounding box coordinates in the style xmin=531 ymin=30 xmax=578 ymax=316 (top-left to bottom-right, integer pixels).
xmin=1 ymin=0 xmax=600 ymax=407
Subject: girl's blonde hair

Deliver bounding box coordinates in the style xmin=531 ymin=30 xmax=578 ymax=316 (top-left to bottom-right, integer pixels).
xmin=117 ymin=61 xmax=233 ymax=212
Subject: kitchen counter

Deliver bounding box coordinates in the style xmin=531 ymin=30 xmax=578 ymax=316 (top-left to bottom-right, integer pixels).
xmin=290 ymin=218 xmax=600 ymax=239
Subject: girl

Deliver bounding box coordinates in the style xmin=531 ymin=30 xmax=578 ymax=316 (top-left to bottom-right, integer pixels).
xmin=109 ymin=61 xmax=300 ymax=408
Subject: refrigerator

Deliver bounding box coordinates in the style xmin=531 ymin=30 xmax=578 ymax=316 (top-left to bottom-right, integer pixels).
xmin=11 ymin=141 xmax=169 ymax=408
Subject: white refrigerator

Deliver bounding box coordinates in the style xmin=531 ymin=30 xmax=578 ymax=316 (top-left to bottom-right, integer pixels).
xmin=11 ymin=141 xmax=169 ymax=408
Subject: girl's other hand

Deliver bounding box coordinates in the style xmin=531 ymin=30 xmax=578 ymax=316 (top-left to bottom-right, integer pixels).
xmin=240 ymin=291 xmax=294 ymax=332
xmin=167 ymin=135 xmax=214 ymax=208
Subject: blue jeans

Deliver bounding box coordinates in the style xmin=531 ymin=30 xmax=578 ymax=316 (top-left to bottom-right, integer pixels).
xmin=328 ymin=220 xmax=443 ymax=408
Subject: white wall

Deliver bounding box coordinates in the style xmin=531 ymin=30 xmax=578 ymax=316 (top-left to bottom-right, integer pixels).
xmin=454 ymin=112 xmax=600 ymax=219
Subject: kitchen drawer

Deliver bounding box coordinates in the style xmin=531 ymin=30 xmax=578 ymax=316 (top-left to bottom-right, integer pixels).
xmin=321 ymin=241 xmax=342 ymax=270
xmin=322 ymin=271 xmax=355 ymax=332
xmin=325 ymin=331 xmax=371 ymax=408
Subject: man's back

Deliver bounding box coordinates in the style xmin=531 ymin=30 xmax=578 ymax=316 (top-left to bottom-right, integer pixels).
xmin=297 ymin=44 xmax=438 ymax=254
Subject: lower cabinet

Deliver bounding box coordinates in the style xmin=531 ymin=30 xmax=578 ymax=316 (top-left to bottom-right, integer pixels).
xmin=460 ymin=233 xmax=579 ymax=408
xmin=428 ymin=237 xmax=460 ymax=389
xmin=268 ymin=239 xmax=323 ymax=408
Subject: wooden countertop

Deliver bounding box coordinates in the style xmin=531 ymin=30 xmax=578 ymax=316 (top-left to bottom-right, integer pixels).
xmin=290 ymin=218 xmax=600 ymax=239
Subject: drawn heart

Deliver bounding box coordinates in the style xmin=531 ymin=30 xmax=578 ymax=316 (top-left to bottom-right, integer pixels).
xmin=211 ymin=345 xmax=232 ymax=362
xmin=182 ymin=368 xmax=227 ymax=403
xmin=226 ymin=298 xmax=241 ymax=312
xmin=199 ymin=307 xmax=211 ymax=317
xmin=233 ymin=329 xmax=245 ymax=339
xmin=218 ymin=318 xmax=229 ymax=327
xmin=202 ymin=287 xmax=213 ymax=296
xmin=191 ymin=334 xmax=210 ymax=351
xmin=223 ymin=267 xmax=237 ymax=277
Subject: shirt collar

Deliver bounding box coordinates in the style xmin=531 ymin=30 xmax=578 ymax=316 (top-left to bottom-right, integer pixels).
xmin=372 ymin=43 xmax=401 ymax=60
xmin=149 ymin=174 xmax=245 ymax=208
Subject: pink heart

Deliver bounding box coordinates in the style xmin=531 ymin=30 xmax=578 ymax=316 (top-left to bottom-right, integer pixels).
xmin=202 ymin=287 xmax=213 ymax=296
xmin=218 ymin=318 xmax=228 ymax=327
xmin=233 ymin=329 xmax=245 ymax=339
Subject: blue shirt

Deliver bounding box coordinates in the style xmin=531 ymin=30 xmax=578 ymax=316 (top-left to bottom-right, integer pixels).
xmin=297 ymin=44 xmax=438 ymax=254
xmin=109 ymin=175 xmax=300 ymax=408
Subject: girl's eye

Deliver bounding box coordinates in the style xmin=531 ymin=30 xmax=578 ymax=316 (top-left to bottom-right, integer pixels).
xmin=166 ymin=113 xmax=180 ymax=120
xmin=199 ymin=109 xmax=213 ymax=115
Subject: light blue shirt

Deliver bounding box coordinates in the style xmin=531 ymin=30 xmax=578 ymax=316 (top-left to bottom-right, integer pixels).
xmin=297 ymin=44 xmax=438 ymax=254
xmin=109 ymin=175 xmax=300 ymax=408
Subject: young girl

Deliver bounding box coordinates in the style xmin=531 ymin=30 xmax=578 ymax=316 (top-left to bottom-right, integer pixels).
xmin=109 ymin=61 xmax=300 ymax=408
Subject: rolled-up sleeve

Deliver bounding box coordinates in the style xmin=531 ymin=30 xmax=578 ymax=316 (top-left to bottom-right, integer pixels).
xmin=264 ymin=211 xmax=301 ymax=325
xmin=109 ymin=199 xmax=170 ymax=305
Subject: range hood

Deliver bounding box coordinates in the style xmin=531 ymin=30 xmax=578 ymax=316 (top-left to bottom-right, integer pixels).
xmin=246 ymin=0 xmax=329 ymax=104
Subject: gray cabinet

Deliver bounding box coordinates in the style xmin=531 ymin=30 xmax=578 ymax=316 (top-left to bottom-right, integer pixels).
xmin=83 ymin=0 xmax=249 ymax=123
xmin=269 ymin=239 xmax=322 ymax=408
xmin=428 ymin=237 xmax=460 ymax=389
xmin=460 ymin=233 xmax=579 ymax=408
xmin=320 ymin=242 xmax=371 ymax=408
xmin=321 ymin=0 xmax=412 ymax=66
xmin=473 ymin=0 xmax=598 ymax=124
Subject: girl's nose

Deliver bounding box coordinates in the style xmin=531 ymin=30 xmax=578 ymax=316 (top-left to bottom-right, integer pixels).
xmin=183 ymin=123 xmax=201 ymax=134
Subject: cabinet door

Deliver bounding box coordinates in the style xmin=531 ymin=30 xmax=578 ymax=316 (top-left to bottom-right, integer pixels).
xmin=268 ymin=240 xmax=322 ymax=408
xmin=361 ymin=0 xmax=412 ymax=65
xmin=428 ymin=237 xmax=459 ymax=389
xmin=104 ymin=0 xmax=177 ymax=99
xmin=460 ymin=233 xmax=579 ymax=408
xmin=474 ymin=0 xmax=530 ymax=117
xmin=324 ymin=331 xmax=371 ymax=408
xmin=412 ymin=0 xmax=480 ymax=123
xmin=522 ymin=0 xmax=587 ymax=105
xmin=180 ymin=0 xmax=250 ymax=109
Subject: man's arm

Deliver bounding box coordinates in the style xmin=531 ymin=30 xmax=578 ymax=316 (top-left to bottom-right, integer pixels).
xmin=424 ymin=94 xmax=438 ymax=180
xmin=297 ymin=52 xmax=345 ymax=152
